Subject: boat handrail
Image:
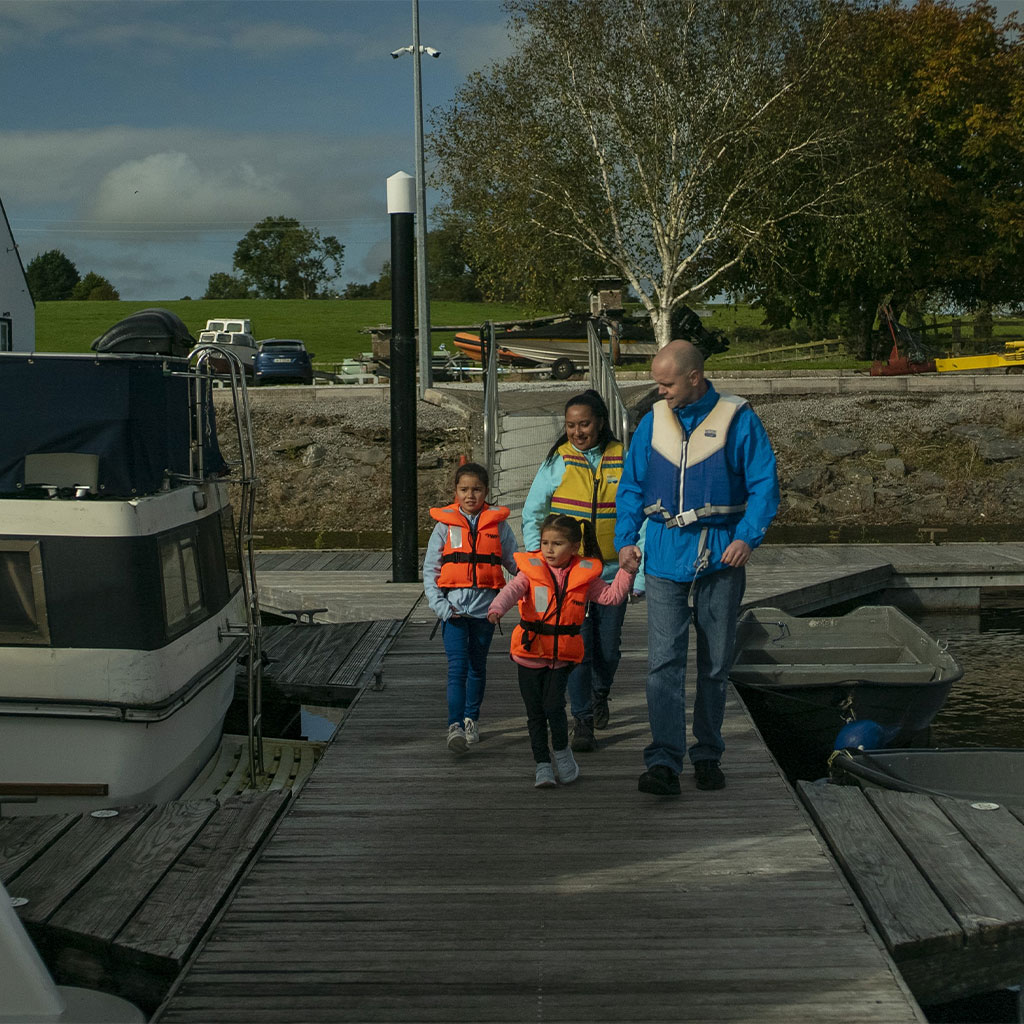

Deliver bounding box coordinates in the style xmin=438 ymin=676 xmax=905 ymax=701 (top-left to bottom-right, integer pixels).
xmin=182 ymin=345 xmax=265 ymax=783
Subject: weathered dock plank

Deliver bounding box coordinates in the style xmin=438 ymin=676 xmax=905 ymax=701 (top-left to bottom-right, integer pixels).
xmin=46 ymin=800 xmax=219 ymax=948
xmin=10 ymin=805 xmax=154 ymax=924
xmin=115 ymin=789 xmax=290 ymax=974
xmin=0 ymin=812 xmax=79 ymax=882
xmin=159 ymin=603 xmax=922 ymax=1023
xmin=798 ymin=780 xmax=1024 ymax=1004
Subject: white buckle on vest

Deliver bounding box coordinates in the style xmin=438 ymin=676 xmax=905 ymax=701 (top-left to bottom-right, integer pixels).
xmin=672 ymin=509 xmax=700 ymax=527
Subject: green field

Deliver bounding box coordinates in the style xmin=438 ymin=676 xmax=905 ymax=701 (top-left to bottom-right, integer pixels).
xmin=33 ymin=298 xmax=1017 ymax=371
xmin=34 ymin=298 xmax=542 ymax=364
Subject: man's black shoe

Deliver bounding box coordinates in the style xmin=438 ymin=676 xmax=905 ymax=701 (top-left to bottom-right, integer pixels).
xmin=637 ymin=765 xmax=680 ymax=796
xmin=571 ymin=716 xmax=597 ymax=753
xmin=593 ymin=694 xmax=610 ymax=730
xmin=694 ymin=760 xmax=725 ymax=790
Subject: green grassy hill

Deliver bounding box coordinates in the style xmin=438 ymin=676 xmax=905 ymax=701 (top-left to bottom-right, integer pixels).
xmin=34 ymin=299 xmax=543 ymax=364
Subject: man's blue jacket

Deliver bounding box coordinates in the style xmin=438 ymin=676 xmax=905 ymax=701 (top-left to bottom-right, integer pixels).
xmin=614 ymin=382 xmax=780 ymax=583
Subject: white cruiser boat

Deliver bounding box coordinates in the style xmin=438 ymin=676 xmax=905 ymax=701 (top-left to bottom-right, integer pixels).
xmin=0 ymin=341 xmax=262 ymax=815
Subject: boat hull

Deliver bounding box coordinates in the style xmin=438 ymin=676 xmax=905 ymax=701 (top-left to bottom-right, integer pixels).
xmin=0 ymin=646 xmax=238 ymax=815
xmin=830 ymin=747 xmax=1024 ymax=806
xmin=729 ymin=606 xmax=962 ymax=778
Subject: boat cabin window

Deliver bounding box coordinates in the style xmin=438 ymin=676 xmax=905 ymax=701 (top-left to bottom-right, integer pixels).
xmin=0 ymin=318 xmax=11 ymax=352
xmin=0 ymin=541 xmax=50 ymax=644
xmin=159 ymin=529 xmax=206 ymax=636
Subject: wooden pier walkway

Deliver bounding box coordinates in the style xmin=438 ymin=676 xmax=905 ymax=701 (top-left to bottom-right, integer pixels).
xmin=150 ymin=544 xmax=1024 ymax=1023
xmin=800 ymin=781 xmax=1024 ymax=1005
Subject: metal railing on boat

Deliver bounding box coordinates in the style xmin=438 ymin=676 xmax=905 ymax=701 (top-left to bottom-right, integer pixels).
xmin=170 ymin=346 xmax=265 ymax=784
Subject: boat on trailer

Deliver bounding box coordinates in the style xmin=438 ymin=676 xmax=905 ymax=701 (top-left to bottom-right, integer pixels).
xmin=0 ymin=343 xmax=262 ymax=815
xmin=729 ymin=606 xmax=962 ymax=775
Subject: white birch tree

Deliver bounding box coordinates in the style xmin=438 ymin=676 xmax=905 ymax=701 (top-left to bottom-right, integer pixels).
xmin=432 ymin=0 xmax=871 ymax=346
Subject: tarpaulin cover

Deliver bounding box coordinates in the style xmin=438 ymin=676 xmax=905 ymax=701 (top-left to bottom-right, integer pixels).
xmin=91 ymin=307 xmax=196 ymax=357
xmin=0 ymin=354 xmax=225 ymax=497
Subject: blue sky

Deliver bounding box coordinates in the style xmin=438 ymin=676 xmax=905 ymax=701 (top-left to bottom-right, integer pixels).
xmin=2 ymin=0 xmax=1021 ymax=302
xmin=0 ymin=0 xmax=513 ymax=299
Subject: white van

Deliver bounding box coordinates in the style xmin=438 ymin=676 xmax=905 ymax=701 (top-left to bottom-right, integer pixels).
xmin=204 ymin=318 xmax=252 ymax=335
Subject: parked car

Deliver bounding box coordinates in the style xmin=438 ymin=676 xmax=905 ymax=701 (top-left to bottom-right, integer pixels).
xmin=253 ymin=339 xmax=314 ymax=386
xmin=195 ymin=330 xmax=258 ymax=378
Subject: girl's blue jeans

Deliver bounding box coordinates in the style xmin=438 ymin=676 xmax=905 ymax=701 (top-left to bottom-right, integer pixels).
xmin=442 ymin=616 xmax=495 ymax=726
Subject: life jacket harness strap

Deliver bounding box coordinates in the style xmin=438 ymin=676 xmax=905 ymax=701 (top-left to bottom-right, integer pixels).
xmin=644 ymin=499 xmax=747 ymax=528
xmin=517 ymin=617 xmax=581 ymax=652
xmin=440 ymin=551 xmax=503 ymax=566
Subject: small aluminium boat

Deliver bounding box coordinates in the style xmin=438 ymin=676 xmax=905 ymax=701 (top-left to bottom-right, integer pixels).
xmin=729 ymin=606 xmax=963 ymax=776
xmin=829 ymin=747 xmax=1024 ymax=806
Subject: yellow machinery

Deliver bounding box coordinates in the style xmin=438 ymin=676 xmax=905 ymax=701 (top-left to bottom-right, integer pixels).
xmin=935 ymin=340 xmax=1024 ymax=373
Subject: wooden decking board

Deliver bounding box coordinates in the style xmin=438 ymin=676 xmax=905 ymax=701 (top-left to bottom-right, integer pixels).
xmin=0 ymin=811 xmax=79 ymax=882
xmin=46 ymin=800 xmax=219 ymax=947
xmin=115 ymin=790 xmax=290 ymax=971
xmin=159 ymin=600 xmax=922 ymax=1023
xmin=798 ymin=781 xmax=1024 ymax=1003
xmin=797 ymin=781 xmax=961 ymax=957
xmin=10 ymin=804 xmax=154 ymax=924
xmin=938 ymin=798 xmax=1024 ymax=898
xmin=867 ymin=789 xmax=1024 ymax=944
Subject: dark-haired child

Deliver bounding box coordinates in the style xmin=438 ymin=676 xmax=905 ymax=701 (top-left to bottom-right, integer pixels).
xmin=424 ymin=463 xmax=518 ymax=754
xmin=487 ymin=514 xmax=638 ymax=788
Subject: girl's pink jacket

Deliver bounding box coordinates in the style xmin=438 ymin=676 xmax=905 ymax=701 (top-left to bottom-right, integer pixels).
xmin=488 ymin=563 xmax=635 ymax=669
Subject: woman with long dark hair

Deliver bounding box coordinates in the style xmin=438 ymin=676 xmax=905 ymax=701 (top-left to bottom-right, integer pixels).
xmin=521 ymin=389 xmax=643 ymax=752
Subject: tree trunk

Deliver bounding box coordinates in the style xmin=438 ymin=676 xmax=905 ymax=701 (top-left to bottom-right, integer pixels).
xmin=651 ymin=308 xmax=671 ymax=348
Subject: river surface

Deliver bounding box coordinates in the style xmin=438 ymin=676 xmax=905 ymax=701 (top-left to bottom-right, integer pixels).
xmin=923 ymin=606 xmax=1024 ymax=748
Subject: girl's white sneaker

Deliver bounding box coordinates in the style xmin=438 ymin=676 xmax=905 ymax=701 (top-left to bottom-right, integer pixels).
xmin=534 ymin=763 xmax=557 ymax=788
xmin=464 ymin=717 xmax=480 ymax=745
xmin=447 ymin=722 xmax=468 ymax=754
xmin=553 ymin=747 xmax=580 ymax=784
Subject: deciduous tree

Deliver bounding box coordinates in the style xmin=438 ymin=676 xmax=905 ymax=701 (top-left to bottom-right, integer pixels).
xmin=432 ymin=0 xmax=872 ymax=345
xmin=203 ymin=272 xmax=252 ymax=300
xmin=25 ymin=249 xmax=79 ymax=301
xmin=71 ymin=272 xmax=119 ymax=301
xmin=233 ymin=216 xmax=344 ymax=299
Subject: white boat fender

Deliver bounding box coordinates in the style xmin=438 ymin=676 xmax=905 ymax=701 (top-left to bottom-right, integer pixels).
xmin=0 ymin=880 xmax=144 ymax=1023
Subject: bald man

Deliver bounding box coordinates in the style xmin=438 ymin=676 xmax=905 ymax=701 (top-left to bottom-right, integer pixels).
xmin=616 ymin=339 xmax=779 ymax=796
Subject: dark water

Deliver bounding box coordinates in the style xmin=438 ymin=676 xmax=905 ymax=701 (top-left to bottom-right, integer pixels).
xmin=924 ymin=606 xmax=1024 ymax=749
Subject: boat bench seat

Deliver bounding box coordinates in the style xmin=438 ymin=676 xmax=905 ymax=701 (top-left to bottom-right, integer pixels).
xmin=732 ymin=662 xmax=939 ymax=686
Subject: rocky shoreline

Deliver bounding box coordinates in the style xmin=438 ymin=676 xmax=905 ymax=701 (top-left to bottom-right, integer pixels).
xmin=220 ymin=379 xmax=1024 ymax=546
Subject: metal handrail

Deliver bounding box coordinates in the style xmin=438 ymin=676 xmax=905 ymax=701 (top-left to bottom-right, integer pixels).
xmin=482 ymin=322 xmax=499 ymax=475
xmin=186 ymin=345 xmax=265 ymax=784
xmin=587 ymin=319 xmax=629 ymax=451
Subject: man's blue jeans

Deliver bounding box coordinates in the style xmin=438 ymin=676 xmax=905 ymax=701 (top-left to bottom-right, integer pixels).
xmin=442 ymin=616 xmax=495 ymax=726
xmin=643 ymin=567 xmax=745 ymax=773
xmin=567 ymin=600 xmax=628 ymax=720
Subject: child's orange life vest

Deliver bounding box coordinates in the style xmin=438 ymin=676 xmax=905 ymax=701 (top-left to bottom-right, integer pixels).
xmin=429 ymin=503 xmax=510 ymax=591
xmin=510 ymin=551 xmax=603 ymax=663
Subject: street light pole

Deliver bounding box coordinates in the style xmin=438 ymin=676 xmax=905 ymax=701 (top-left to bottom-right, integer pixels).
xmin=391 ymin=0 xmax=436 ymax=397
xmin=411 ymin=0 xmax=431 ymax=396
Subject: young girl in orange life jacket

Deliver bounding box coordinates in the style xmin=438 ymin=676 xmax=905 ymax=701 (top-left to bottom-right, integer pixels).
xmin=424 ymin=463 xmax=518 ymax=755
xmin=487 ymin=513 xmax=639 ymax=788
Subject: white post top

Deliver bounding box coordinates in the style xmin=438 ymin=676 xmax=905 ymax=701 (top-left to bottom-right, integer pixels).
xmin=387 ymin=172 xmax=415 ymax=214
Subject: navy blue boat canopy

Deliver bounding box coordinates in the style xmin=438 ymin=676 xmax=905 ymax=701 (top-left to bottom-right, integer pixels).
xmin=0 ymin=353 xmax=226 ymax=497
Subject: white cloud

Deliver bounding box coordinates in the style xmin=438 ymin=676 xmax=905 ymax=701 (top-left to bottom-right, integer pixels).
xmin=90 ymin=151 xmax=295 ymax=229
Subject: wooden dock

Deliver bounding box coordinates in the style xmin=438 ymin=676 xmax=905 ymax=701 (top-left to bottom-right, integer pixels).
xmin=155 ymin=547 xmax=955 ymax=1022
xmin=1 ymin=790 xmax=290 ymax=1014
xmin=799 ymin=781 xmax=1024 ymax=1005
